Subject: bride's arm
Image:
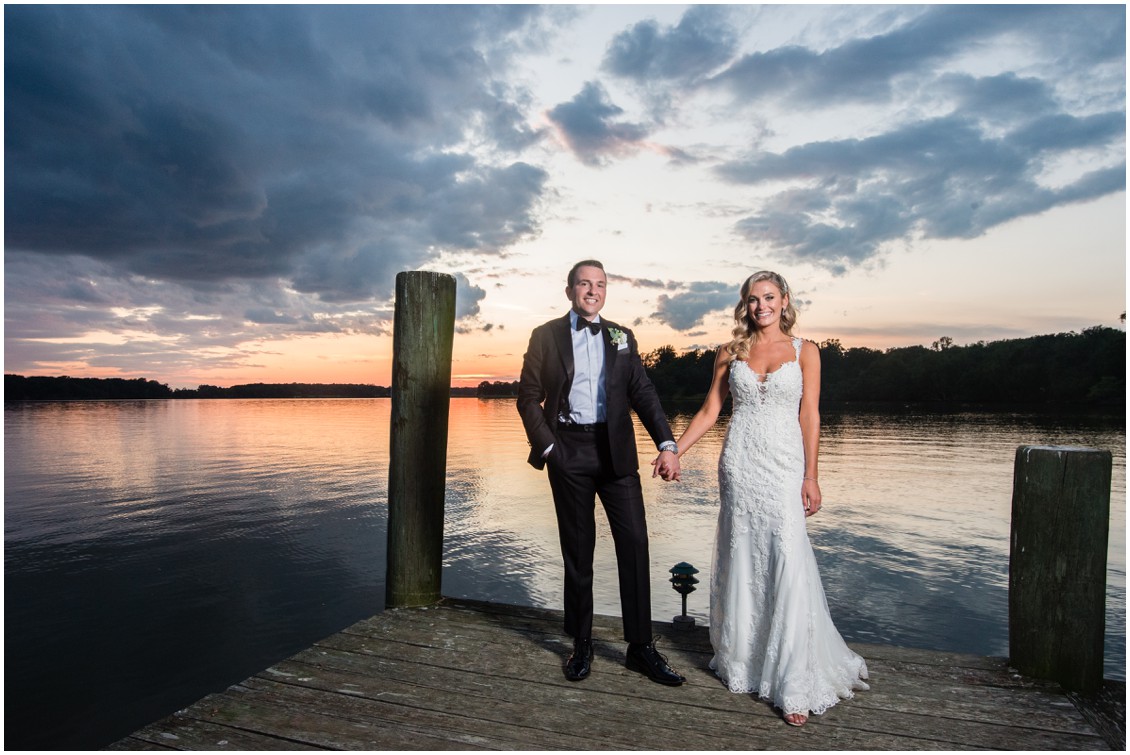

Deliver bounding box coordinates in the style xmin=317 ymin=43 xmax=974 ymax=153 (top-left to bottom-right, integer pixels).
xmin=650 ymin=347 xmax=731 ymax=479
xmin=675 ymin=348 xmax=732 ymax=455
xmin=798 ymin=340 xmax=822 ymax=515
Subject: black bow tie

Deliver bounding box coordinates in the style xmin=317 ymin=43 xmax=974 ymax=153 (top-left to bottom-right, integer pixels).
xmin=575 ymin=317 xmax=601 ymax=335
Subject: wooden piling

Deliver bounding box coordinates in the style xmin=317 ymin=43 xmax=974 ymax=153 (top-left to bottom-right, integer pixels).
xmin=385 ymin=271 xmax=456 ymax=608
xmin=1009 ymin=444 xmax=1112 ymax=693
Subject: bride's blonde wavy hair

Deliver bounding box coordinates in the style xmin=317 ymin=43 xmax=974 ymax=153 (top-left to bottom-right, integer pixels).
xmin=723 ymin=270 xmax=798 ymax=362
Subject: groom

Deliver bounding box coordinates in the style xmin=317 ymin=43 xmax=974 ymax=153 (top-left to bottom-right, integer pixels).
xmin=517 ymin=259 xmax=684 ymax=686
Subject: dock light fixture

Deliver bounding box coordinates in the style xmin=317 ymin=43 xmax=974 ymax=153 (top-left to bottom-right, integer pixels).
xmin=669 ymin=561 xmax=699 ymax=629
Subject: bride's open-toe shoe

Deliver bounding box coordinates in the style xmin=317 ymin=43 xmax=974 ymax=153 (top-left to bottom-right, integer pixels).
xmin=783 ymin=712 xmax=808 ymax=727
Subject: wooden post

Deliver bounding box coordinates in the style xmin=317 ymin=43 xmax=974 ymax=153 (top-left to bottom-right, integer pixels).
xmin=1009 ymin=445 xmax=1111 ymax=693
xmin=385 ymin=271 xmax=456 ymax=608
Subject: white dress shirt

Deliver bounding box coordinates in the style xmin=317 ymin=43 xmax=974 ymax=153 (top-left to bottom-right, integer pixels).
xmin=566 ymin=310 xmax=606 ymax=424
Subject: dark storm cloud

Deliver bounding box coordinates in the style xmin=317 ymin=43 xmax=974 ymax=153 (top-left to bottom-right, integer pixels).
xmin=546 ymin=81 xmax=650 ymax=166
xmin=697 ymin=4 xmax=1126 ymax=271
xmin=598 ymin=5 xmax=740 ymax=124
xmin=6 ymin=4 xmax=1125 ymax=379
xmin=609 ymin=274 xmax=679 ymax=290
xmin=651 ymin=281 xmax=734 ymax=331
xmin=4 ymin=4 xmax=557 ymax=376
xmin=708 ymin=5 xmax=1121 ymax=107
xmin=586 ymin=5 xmax=1124 ymax=272
xmin=720 ymin=108 xmax=1125 ymax=271
xmin=453 ymin=272 xmax=487 ymax=320
xmin=937 ymin=73 xmax=1059 ymax=122
xmin=245 ymin=309 xmax=299 ymax=326
xmin=603 ymin=4 xmax=738 ymax=84
xmin=611 ymin=271 xmax=731 ymax=331
xmin=5 ymin=5 xmax=549 ymax=296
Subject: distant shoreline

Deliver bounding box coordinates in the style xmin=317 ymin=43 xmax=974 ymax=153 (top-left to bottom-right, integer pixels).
xmin=5 ymin=325 xmax=1125 ymax=407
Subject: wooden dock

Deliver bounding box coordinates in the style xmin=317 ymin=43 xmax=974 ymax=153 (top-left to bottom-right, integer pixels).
xmin=108 ymin=597 xmax=1121 ymax=750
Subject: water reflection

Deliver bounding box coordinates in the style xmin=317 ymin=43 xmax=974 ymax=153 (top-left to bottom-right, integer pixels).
xmin=4 ymin=398 xmax=1124 ymax=750
xmin=445 ymin=400 xmax=1125 ymax=673
xmin=5 ymin=399 xmax=390 ymax=749
xmin=442 ymin=400 xmax=1124 ymax=681
xmin=442 ymin=398 xmax=565 ymax=609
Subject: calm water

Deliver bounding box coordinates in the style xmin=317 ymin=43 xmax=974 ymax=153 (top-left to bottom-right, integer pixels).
xmin=5 ymin=398 xmax=1125 ymax=749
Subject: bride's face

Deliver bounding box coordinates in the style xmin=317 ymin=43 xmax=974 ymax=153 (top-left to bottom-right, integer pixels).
xmin=746 ymin=280 xmax=787 ymax=331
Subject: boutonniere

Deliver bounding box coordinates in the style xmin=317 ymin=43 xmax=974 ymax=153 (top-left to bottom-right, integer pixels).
xmin=608 ymin=327 xmax=628 ymax=349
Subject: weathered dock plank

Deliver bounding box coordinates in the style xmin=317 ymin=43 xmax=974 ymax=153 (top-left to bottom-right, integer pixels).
xmin=108 ymin=597 xmax=1114 ymax=751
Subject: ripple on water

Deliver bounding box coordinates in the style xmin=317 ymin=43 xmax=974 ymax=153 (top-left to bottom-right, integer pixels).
xmin=3 ymin=399 xmax=1124 ymax=749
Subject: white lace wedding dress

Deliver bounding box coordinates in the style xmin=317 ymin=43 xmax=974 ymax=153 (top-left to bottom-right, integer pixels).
xmin=709 ymin=337 xmax=869 ymax=716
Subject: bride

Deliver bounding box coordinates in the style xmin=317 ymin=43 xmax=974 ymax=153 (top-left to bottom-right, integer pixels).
xmin=655 ymin=270 xmax=868 ymax=726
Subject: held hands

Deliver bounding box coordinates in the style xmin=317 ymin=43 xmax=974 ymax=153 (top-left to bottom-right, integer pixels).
xmin=651 ymin=450 xmax=681 ymax=482
xmin=802 ymin=477 xmax=822 ymax=517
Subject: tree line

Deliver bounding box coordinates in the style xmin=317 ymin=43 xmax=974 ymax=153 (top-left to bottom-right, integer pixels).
xmin=4 ymin=375 xmax=177 ymax=401
xmin=642 ymin=326 xmax=1124 ymax=406
xmin=479 ymin=326 xmax=1125 ymax=406
xmin=817 ymin=327 xmax=1123 ymax=404
xmin=3 ymin=376 xmax=391 ymax=401
xmin=6 ymin=326 xmax=1124 ymax=405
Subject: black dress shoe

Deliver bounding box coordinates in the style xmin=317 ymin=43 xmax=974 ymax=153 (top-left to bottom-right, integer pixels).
xmin=565 ymin=638 xmax=593 ymax=681
xmin=626 ymin=639 xmax=685 ymax=686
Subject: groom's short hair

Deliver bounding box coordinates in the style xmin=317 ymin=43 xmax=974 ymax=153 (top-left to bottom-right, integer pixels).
xmin=568 ymin=259 xmax=605 ymax=287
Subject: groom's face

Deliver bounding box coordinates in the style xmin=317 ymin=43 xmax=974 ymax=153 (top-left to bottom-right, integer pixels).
xmin=566 ymin=265 xmax=607 ymax=319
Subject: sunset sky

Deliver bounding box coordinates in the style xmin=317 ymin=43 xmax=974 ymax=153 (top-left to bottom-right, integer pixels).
xmin=5 ymin=4 xmax=1126 ymax=389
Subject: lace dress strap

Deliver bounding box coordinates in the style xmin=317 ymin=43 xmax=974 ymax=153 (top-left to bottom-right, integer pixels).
xmin=792 ymin=337 xmax=803 ymax=359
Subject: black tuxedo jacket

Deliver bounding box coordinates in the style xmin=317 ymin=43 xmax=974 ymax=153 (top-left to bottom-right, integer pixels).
xmin=517 ymin=313 xmax=674 ymax=477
